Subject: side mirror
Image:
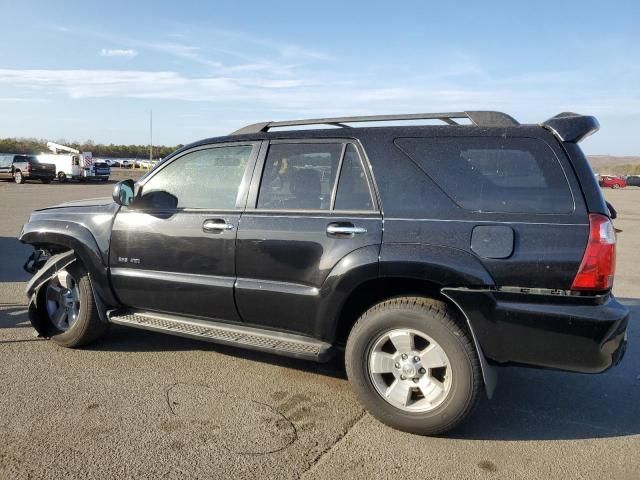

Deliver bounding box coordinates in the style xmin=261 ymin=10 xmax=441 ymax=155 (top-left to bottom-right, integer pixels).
xmin=112 ymin=179 xmax=135 ymax=206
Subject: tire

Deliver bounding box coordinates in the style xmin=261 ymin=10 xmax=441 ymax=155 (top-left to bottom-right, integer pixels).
xmin=37 ymin=262 xmax=108 ymax=348
xmin=14 ymin=170 xmax=25 ymax=184
xmin=57 ymin=171 xmax=67 ymax=183
xmin=345 ymin=297 xmax=482 ymax=435
xmin=612 ymin=183 xmax=620 ymax=189
xmin=41 ymin=178 xmax=52 ymax=184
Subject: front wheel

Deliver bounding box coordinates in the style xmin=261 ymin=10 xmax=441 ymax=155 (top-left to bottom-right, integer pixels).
xmin=37 ymin=263 xmax=108 ymax=347
xmin=612 ymin=183 xmax=620 ymax=189
xmin=57 ymin=171 xmax=67 ymax=182
xmin=345 ymin=297 xmax=482 ymax=435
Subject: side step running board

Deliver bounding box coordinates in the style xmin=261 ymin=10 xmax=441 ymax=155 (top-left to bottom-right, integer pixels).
xmin=108 ymin=310 xmax=334 ymax=362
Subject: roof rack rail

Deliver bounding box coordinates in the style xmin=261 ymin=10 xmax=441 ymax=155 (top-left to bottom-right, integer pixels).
xmin=231 ymin=111 xmax=519 ymax=135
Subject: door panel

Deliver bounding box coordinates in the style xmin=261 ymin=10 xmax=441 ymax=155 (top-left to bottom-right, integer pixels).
xmin=110 ymin=210 xmax=241 ymax=320
xmin=109 ymin=141 xmax=260 ymax=321
xmin=235 ymin=213 xmax=382 ymax=333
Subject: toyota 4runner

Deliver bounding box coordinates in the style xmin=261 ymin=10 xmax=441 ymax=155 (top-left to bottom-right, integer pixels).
xmin=19 ymin=111 xmax=629 ymax=435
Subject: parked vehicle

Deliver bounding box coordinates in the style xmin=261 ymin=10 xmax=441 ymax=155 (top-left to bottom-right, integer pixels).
xmin=104 ymin=159 xmax=121 ymax=168
xmin=38 ymin=142 xmax=97 ymax=182
xmin=92 ymin=161 xmax=111 ymax=182
xmin=625 ymin=175 xmax=640 ymax=187
xmin=0 ymin=154 xmax=55 ymax=184
xmin=19 ymin=111 xmax=628 ymax=435
xmin=599 ymin=175 xmax=626 ymax=189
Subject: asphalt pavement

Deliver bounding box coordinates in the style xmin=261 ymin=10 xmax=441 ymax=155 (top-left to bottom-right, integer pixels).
xmin=1 ymin=176 xmax=638 ymax=479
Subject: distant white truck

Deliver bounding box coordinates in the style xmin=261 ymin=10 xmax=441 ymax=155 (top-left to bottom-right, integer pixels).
xmin=37 ymin=142 xmax=98 ymax=182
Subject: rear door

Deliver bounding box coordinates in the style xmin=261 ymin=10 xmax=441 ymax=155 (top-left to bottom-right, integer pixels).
xmin=110 ymin=141 xmax=260 ymax=321
xmin=235 ymin=139 xmax=382 ymax=335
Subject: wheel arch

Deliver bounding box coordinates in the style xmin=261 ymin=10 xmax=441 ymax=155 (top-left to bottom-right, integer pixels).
xmin=333 ymin=275 xmax=497 ymax=398
xmin=20 ymin=220 xmax=117 ymax=306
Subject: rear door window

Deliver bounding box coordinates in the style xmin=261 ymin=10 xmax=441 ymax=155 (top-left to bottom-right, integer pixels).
xmin=257 ymin=143 xmax=343 ymax=210
xmin=395 ymin=137 xmax=574 ymax=214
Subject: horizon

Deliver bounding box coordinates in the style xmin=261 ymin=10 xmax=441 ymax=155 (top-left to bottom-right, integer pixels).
xmin=1 ymin=1 xmax=638 ymax=155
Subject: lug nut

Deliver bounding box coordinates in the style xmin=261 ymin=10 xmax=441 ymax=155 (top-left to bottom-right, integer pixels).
xmin=419 ymin=367 xmax=426 ymax=374
xmin=401 ymin=353 xmax=408 ymax=360
xmin=413 ymin=378 xmax=419 ymax=383
xmin=400 ymin=375 xmax=406 ymax=380
xmin=413 ymin=356 xmax=420 ymax=362
xmin=394 ymin=363 xmax=400 ymax=369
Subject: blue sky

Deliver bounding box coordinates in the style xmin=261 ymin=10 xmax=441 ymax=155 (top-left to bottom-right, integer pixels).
xmin=0 ymin=0 xmax=638 ymax=154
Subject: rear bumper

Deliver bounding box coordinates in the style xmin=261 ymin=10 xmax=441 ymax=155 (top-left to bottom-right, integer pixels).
xmin=442 ymin=288 xmax=629 ymax=373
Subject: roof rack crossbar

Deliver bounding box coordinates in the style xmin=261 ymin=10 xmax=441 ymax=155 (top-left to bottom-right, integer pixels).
xmin=231 ymin=111 xmax=518 ymax=135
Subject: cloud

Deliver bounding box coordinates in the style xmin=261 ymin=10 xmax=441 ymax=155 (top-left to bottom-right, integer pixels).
xmin=0 ymin=64 xmax=637 ymax=136
xmin=138 ymin=42 xmax=221 ymax=67
xmin=0 ymin=97 xmax=48 ymax=103
xmin=100 ymin=48 xmax=138 ymax=58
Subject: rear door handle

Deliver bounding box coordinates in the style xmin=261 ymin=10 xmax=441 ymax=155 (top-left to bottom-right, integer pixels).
xmin=326 ymin=223 xmax=367 ymax=237
xmin=203 ymin=219 xmax=235 ymax=233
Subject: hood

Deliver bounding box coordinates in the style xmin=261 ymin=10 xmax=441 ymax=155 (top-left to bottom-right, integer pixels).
xmin=39 ymin=197 xmax=114 ymax=210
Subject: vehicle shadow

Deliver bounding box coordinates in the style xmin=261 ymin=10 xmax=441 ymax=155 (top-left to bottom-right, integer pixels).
xmin=97 ymin=324 xmax=347 ymax=379
xmin=0 ymin=303 xmax=30 ymax=329
xmin=0 ymin=236 xmax=31 ymax=282
xmin=452 ymin=296 xmax=640 ymax=441
xmin=95 ymin=298 xmax=640 ymax=439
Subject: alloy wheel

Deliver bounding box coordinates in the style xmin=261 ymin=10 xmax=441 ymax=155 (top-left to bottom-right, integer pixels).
xmin=45 ymin=270 xmax=80 ymax=332
xmin=368 ymin=328 xmax=452 ymax=412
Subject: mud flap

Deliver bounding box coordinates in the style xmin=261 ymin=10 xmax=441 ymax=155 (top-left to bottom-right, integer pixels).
xmin=25 ymin=251 xmax=77 ymax=337
xmin=441 ymin=288 xmax=498 ymax=399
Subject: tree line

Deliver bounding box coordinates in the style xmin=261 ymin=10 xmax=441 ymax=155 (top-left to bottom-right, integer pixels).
xmin=0 ymin=137 xmax=181 ymax=159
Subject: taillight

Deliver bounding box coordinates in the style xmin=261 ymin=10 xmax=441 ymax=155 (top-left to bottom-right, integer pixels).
xmin=571 ymin=213 xmax=616 ymax=291
xmin=24 ymin=164 xmax=31 ymax=172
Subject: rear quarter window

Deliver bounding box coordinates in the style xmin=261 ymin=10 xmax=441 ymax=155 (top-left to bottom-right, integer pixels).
xmin=395 ymin=137 xmax=574 ymax=214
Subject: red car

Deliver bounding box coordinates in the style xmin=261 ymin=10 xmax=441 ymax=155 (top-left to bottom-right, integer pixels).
xmin=599 ymin=175 xmax=626 ymax=189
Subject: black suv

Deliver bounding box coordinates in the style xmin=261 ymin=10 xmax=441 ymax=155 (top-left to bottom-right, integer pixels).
xmin=19 ymin=111 xmax=628 ymax=435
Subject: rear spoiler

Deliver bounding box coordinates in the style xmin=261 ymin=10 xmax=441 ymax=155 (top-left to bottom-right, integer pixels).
xmin=541 ymin=112 xmax=599 ymax=143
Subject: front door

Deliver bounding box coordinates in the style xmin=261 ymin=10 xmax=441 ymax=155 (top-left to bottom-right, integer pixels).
xmin=110 ymin=141 xmax=260 ymax=321
xmin=235 ymin=140 xmax=383 ymax=336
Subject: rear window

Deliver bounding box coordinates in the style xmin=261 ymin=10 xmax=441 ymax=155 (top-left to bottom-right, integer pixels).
xmin=395 ymin=137 xmax=574 ymax=214
xmin=13 ymin=155 xmax=38 ymax=163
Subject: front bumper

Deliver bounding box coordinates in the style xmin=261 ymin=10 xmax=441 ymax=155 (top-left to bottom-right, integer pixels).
xmin=442 ymin=288 xmax=629 ymax=373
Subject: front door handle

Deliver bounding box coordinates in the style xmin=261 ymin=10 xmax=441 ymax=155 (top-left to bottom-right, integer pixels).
xmin=326 ymin=223 xmax=367 ymax=237
xmin=203 ymin=219 xmax=235 ymax=233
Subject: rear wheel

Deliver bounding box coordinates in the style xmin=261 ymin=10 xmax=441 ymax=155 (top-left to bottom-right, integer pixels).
xmin=57 ymin=171 xmax=67 ymax=182
xmin=612 ymin=183 xmax=620 ymax=189
xmin=13 ymin=170 xmax=24 ymax=184
xmin=345 ymin=297 xmax=482 ymax=435
xmin=37 ymin=264 xmax=108 ymax=347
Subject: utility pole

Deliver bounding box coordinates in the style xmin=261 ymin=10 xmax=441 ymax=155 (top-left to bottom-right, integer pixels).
xmin=149 ymin=109 xmax=153 ymax=163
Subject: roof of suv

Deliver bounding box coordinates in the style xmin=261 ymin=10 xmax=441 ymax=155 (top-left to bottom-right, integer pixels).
xmin=170 ymin=111 xmax=599 ymax=161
